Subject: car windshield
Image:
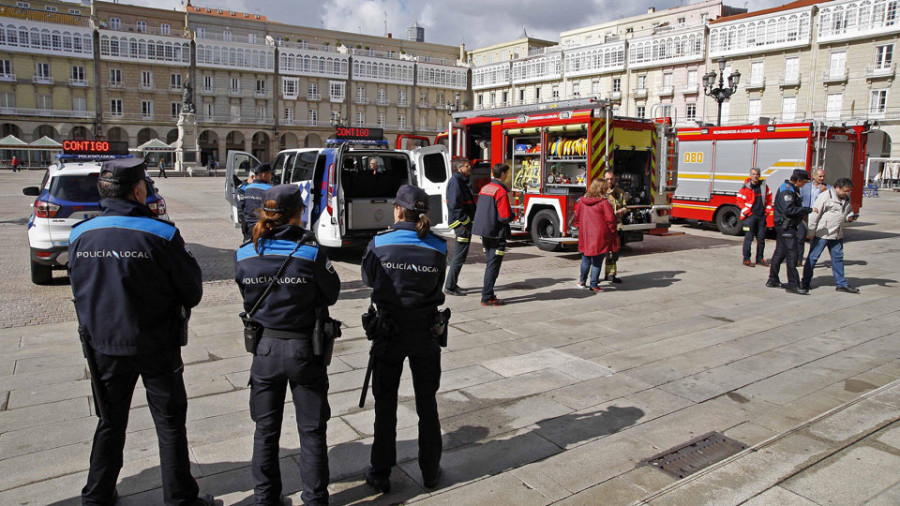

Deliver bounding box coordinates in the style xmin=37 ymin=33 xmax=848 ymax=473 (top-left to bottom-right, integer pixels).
xmin=48 ymin=174 xmax=101 ymax=202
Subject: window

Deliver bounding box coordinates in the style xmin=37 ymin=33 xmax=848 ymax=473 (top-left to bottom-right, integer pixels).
xmin=71 ymin=66 xmax=86 ymax=84
xmin=875 ymin=44 xmax=893 ymax=69
xmin=782 ymin=96 xmax=797 ymax=121
xmin=45 ymin=5 xmax=56 ymax=12
xmin=248 ymin=33 xmax=257 ymax=44
xmin=283 ymin=107 xmax=294 ymax=122
xmin=519 ymin=89 xmax=526 ymax=103
xmin=109 ymin=68 xmax=122 ymax=86
xmin=257 ymin=105 xmax=267 ymax=120
xmin=357 ymin=85 xmax=366 ymax=103
xmin=141 ymin=100 xmax=153 ymax=118
xmin=308 ymin=83 xmax=319 ymax=100
xmin=636 ymin=105 xmax=645 ymax=118
xmin=203 ymin=76 xmax=213 ymax=92
xmin=552 ymin=84 xmax=559 ymax=99
xmin=37 ymin=94 xmax=52 ymax=110
xmin=477 ymin=94 xmax=483 ymax=107
xmin=140 ymin=71 xmax=152 ymax=89
xmin=748 ymin=98 xmax=761 ymax=122
xmin=637 ymin=75 xmax=647 ymax=89
xmin=687 ymin=70 xmax=698 ymax=86
xmin=69 ymin=8 xmax=81 ymax=15
xmin=35 ymin=63 xmax=50 ymax=79
xmin=231 ymin=77 xmax=241 ymax=92
xmin=282 ymin=77 xmax=299 ymax=99
xmin=399 ymin=113 xmax=406 ymax=129
xmin=377 ymin=88 xmax=387 ymax=104
xmin=109 ymin=18 xmax=121 ymax=30
xmin=204 ymin=102 xmax=213 ymax=117
xmin=73 ymin=96 xmax=86 ymax=113
xmin=572 ymin=82 xmax=580 ymax=97
xmin=110 ymin=99 xmax=123 ymax=116
xmin=750 ymin=61 xmax=764 ymax=85
xmin=0 ymin=60 xmax=11 ymax=77
xmin=830 ymin=52 xmax=846 ymax=78
xmin=612 ymin=78 xmax=621 ymax=92
xmin=357 ymin=112 xmax=365 ymax=127
xmin=171 ymin=102 xmax=181 ymax=118
xmin=501 ymin=91 xmax=509 ymax=104
xmin=686 ymin=103 xmax=696 ymax=121
xmin=16 ymin=2 xmax=30 ymax=8
xmin=870 ymin=89 xmax=888 ymax=114
xmin=196 ymin=27 xmax=206 ymax=38
xmin=170 ymin=73 xmax=182 ymax=90
xmin=230 ymin=104 xmax=241 ymax=120
xmin=378 ymin=113 xmax=385 ymax=127
xmin=663 ymin=73 xmax=673 ymax=88
xmin=0 ymin=92 xmax=15 ymax=109
xmin=330 ymin=81 xmax=345 ymax=101
xmin=307 ymin=109 xmax=317 ymax=125
xmin=136 ymin=21 xmax=147 ymax=33
xmin=826 ymin=93 xmax=842 ymax=120
xmin=784 ymin=57 xmax=799 ymax=82
xmin=223 ymin=30 xmax=232 ymax=42
xmin=489 ymin=92 xmax=496 ymax=106
xmin=256 ymin=79 xmax=267 ymax=93
xmin=160 ymin=24 xmax=170 ymax=36
xmin=535 ymin=87 xmax=541 ymax=101
xmin=398 ymin=89 xmax=407 ymax=106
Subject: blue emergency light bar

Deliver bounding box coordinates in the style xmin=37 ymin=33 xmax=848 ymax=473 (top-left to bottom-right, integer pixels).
xmin=57 ymin=154 xmax=136 ymax=161
xmin=325 ymin=138 xmax=390 ymax=147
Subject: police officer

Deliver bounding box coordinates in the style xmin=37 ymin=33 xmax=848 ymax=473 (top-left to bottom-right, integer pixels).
xmin=473 ymin=163 xmax=513 ymax=306
xmin=443 ymin=157 xmax=476 ymax=296
xmin=68 ymin=158 xmax=213 ymax=506
xmin=362 ymin=185 xmax=447 ymax=493
xmin=767 ymin=169 xmax=812 ymax=294
xmin=235 ymin=185 xmax=340 ymax=506
xmin=241 ymin=163 xmax=275 ymax=241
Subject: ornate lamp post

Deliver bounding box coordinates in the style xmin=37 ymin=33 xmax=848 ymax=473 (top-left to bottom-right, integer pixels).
xmin=329 ymin=111 xmax=345 ymax=128
xmin=703 ymin=58 xmax=741 ymax=126
xmin=445 ymin=92 xmax=465 ymax=116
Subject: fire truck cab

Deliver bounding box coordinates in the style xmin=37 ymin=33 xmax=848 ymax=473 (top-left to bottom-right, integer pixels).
xmin=672 ymin=122 xmax=871 ymax=235
xmin=448 ymin=100 xmax=675 ymax=251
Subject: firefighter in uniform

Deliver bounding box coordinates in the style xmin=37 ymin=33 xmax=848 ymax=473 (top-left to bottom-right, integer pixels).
xmin=443 ymin=157 xmax=476 ymax=296
xmin=241 ymin=163 xmax=274 ymax=241
xmin=235 ymin=185 xmax=340 ymax=506
xmin=68 ymin=158 xmax=213 ymax=506
xmin=362 ymin=185 xmax=447 ymax=494
xmin=603 ymin=169 xmax=627 ymax=283
xmin=767 ymin=169 xmax=812 ymax=294
xmin=473 ymin=163 xmax=513 ymax=306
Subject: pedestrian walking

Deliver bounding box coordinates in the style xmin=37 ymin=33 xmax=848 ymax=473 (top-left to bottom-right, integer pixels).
xmin=68 ymin=158 xmax=213 ymax=506
xmin=737 ymin=167 xmax=772 ymax=267
xmin=11 ymin=155 xmax=19 ymax=172
xmin=767 ymin=169 xmax=812 ymax=294
xmin=801 ymin=178 xmax=860 ymax=293
xmin=473 ymin=163 xmax=513 ymax=306
xmin=798 ymin=168 xmax=828 ymax=263
xmin=443 ymin=157 xmax=476 ymax=296
xmin=158 ymin=159 xmax=168 ymax=179
xmin=603 ymin=169 xmax=627 ymax=283
xmin=361 ymin=185 xmax=448 ymax=494
xmin=574 ymin=178 xmax=618 ymax=291
xmin=241 ymin=164 xmax=274 ymax=241
xmin=235 ymin=185 xmax=340 ymax=506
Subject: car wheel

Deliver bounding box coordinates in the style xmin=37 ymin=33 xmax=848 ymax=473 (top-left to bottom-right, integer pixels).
xmin=31 ymin=260 xmax=52 ymax=285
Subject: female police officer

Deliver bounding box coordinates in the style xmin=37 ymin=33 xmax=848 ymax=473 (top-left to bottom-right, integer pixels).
xmin=361 ymin=184 xmax=448 ymax=493
xmin=234 ymin=185 xmax=340 ymax=506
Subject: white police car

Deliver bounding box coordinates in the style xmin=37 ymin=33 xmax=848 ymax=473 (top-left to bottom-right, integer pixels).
xmin=23 ymin=156 xmax=168 ymax=284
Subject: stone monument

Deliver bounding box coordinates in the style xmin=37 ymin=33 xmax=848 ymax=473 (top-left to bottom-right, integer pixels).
xmin=175 ymin=78 xmax=201 ymax=174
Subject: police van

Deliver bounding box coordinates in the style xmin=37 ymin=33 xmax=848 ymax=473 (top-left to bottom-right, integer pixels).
xmin=22 ymin=141 xmax=168 ymax=284
xmin=225 ymin=127 xmax=451 ymax=248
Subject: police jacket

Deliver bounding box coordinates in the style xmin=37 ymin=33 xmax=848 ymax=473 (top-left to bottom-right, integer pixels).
xmin=773 ymin=180 xmax=811 ymax=229
xmin=472 ymin=178 xmax=513 ymax=239
xmin=362 ymin=222 xmax=446 ymax=314
xmin=241 ymin=182 xmax=274 ymax=229
xmin=69 ymin=198 xmax=203 ymax=355
xmin=235 ymin=225 xmax=340 ymax=331
xmin=446 ymin=172 xmax=476 ymax=229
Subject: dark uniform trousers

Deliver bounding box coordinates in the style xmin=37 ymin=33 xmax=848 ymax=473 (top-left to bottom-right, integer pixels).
xmin=742 ymin=215 xmax=767 ymax=262
xmin=250 ymin=337 xmax=330 ymax=506
xmin=768 ymin=223 xmax=801 ymax=287
xmin=481 ymin=238 xmax=506 ymax=302
xmin=370 ymin=324 xmax=442 ymax=481
xmin=444 ymin=225 xmax=472 ymax=291
xmin=83 ymin=346 xmax=198 ymax=506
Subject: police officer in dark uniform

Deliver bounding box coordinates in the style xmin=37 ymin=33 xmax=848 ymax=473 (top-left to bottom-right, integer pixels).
xmin=362 ymin=185 xmax=447 ymax=493
xmin=235 ymin=185 xmax=340 ymax=506
xmin=241 ymin=163 xmax=275 ymax=241
xmin=443 ymin=157 xmax=476 ymax=296
xmin=68 ymin=158 xmax=213 ymax=506
xmin=767 ymin=169 xmax=812 ymax=294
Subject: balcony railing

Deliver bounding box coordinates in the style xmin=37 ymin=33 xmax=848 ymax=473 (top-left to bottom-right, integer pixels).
xmin=633 ymin=88 xmax=647 ymax=99
xmin=282 ymin=92 xmax=299 ymax=100
xmin=67 ymin=78 xmax=87 ymax=87
xmin=170 ymin=84 xmax=183 ymax=92
xmin=658 ymin=86 xmax=674 ymax=97
xmin=867 ymin=65 xmax=895 ymax=79
xmin=255 ymin=90 xmax=271 ymax=98
xmin=108 ymin=81 xmax=124 ymax=89
xmin=198 ymin=114 xmax=274 ymax=125
xmin=682 ymin=84 xmax=699 ymax=95
xmin=376 ymin=98 xmax=389 ymax=106
xmin=610 ymin=91 xmax=622 ymax=101
xmin=0 ymin=107 xmax=93 ymax=118
xmin=229 ymin=88 xmax=242 ymax=96
xmin=0 ymin=6 xmax=90 ymax=27
xmin=0 ymin=74 xmax=15 ymax=82
xmin=355 ymin=97 xmax=369 ymax=105
xmin=139 ymin=83 xmax=154 ymax=90
xmin=822 ymin=70 xmax=848 ymax=84
xmin=33 ymin=76 xmax=54 ymax=85
xmin=417 ymin=101 xmax=432 ymax=108
xmin=397 ymin=100 xmax=409 ymax=107
xmin=330 ymin=95 xmax=345 ymax=103
xmin=745 ymin=78 xmax=766 ymax=90
xmin=201 ymin=86 xmax=214 ymax=95
xmin=103 ymin=22 xmax=189 ymax=38
xmin=307 ymin=94 xmax=321 ymax=101
xmin=779 ymin=76 xmax=801 ymax=87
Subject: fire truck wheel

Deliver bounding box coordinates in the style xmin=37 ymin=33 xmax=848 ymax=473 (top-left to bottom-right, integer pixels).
xmin=530 ymin=209 xmax=563 ymax=251
xmin=715 ymin=205 xmax=742 ymax=236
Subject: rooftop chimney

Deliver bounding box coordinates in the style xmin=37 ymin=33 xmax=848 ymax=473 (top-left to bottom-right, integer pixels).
xmin=648 ymin=7 xmax=656 ymax=13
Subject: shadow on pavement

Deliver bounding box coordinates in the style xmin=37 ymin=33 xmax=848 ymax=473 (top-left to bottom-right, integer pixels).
xmin=844 ymin=228 xmax=900 ymax=242
xmin=603 ymin=270 xmax=685 ymax=292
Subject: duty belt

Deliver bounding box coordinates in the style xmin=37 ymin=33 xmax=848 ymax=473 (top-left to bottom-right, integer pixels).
xmin=262 ymin=328 xmax=312 ymax=340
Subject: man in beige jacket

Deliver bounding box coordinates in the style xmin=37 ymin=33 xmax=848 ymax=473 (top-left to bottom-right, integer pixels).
xmin=801 ymin=177 xmax=859 ymax=293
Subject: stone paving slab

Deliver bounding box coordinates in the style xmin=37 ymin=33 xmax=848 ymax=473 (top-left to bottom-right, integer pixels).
xmin=781 ymin=446 xmax=900 ymax=505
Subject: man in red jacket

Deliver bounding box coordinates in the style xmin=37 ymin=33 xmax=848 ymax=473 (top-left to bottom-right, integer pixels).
xmin=472 ymin=163 xmax=512 ymax=306
xmin=737 ymin=167 xmax=773 ymax=267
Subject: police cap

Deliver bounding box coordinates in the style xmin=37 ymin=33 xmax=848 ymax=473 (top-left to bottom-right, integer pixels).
xmin=393 ymin=184 xmax=429 ymax=212
xmin=791 ymin=169 xmax=810 ymax=181
xmin=251 ymin=163 xmax=273 ymax=175
xmin=262 ymin=184 xmax=305 ymax=213
xmin=99 ymin=157 xmax=146 ymax=184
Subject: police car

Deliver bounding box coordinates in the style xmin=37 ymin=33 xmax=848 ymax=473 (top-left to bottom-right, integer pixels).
xmin=23 ymin=143 xmax=168 ymax=284
xmin=225 ymin=127 xmax=451 ymax=248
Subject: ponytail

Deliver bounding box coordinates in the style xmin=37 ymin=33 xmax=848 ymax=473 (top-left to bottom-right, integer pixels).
xmin=252 ymin=200 xmax=304 ymax=252
xmin=399 ymin=207 xmax=431 ymax=238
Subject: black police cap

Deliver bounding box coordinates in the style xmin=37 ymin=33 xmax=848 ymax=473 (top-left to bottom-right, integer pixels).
xmin=99 ymin=157 xmax=146 ymax=184
xmin=791 ymin=169 xmax=810 ymax=181
xmin=393 ymin=184 xmax=429 ymax=213
xmin=252 ymin=163 xmax=273 ymax=175
xmin=262 ymin=184 xmax=305 ymax=213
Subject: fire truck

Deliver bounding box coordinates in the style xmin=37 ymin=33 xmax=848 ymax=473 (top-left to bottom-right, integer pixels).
xmin=447 ymin=99 xmax=676 ymax=250
xmin=672 ymin=122 xmax=871 ymax=235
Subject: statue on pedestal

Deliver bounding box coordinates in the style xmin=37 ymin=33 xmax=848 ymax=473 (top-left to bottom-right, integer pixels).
xmin=182 ymin=78 xmax=194 ymax=114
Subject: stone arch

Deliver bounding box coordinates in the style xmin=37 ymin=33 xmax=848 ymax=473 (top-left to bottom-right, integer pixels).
xmin=225 ymin=130 xmax=245 ymax=152
xmin=165 ymin=128 xmax=179 ymax=144
xmin=1 ymin=123 xmax=21 ymax=137
xmin=304 ymin=133 xmax=323 ymax=148
xmin=251 ymin=131 xmax=270 ymax=161
xmin=69 ymin=126 xmax=92 ymax=140
xmin=280 ymin=132 xmax=299 ymax=150
xmin=106 ymin=127 xmax=129 ymax=143
xmin=33 ymin=125 xmax=60 ymax=142
xmin=137 ymin=128 xmax=159 ymax=145
xmin=198 ymin=130 xmax=219 ymax=166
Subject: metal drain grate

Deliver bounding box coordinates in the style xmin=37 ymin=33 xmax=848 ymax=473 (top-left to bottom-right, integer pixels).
xmin=641 ymin=431 xmax=747 ymax=479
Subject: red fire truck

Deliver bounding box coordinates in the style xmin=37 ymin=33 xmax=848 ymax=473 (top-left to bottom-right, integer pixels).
xmin=448 ymin=99 xmax=676 ymax=250
xmin=672 ymin=122 xmax=871 ymax=235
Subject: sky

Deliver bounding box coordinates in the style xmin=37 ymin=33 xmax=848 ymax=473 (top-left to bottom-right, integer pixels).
xmin=118 ymin=0 xmax=793 ymax=48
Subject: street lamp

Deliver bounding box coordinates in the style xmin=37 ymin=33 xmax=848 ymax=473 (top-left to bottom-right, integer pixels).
xmin=445 ymin=92 xmax=465 ymax=116
xmin=330 ymin=111 xmax=344 ymax=128
xmin=703 ymin=58 xmax=741 ymax=126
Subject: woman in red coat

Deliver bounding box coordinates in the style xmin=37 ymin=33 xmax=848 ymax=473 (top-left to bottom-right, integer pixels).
xmin=574 ymin=179 xmax=618 ymax=291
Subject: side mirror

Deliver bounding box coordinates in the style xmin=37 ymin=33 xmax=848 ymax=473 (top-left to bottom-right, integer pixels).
xmin=22 ymin=186 xmax=40 ymax=196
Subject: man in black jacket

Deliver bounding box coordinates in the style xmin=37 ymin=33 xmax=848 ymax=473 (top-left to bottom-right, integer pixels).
xmin=473 ymin=163 xmax=513 ymax=306
xmin=767 ymin=169 xmax=812 ymax=294
xmin=69 ymin=158 xmax=213 ymax=506
xmin=443 ymin=158 xmax=476 ymax=296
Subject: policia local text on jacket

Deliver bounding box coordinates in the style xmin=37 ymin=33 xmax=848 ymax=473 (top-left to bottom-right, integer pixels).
xmin=361 ymin=185 xmax=447 ymax=493
xmin=443 ymin=161 xmax=476 ymax=294
xmin=235 ymin=187 xmax=340 ymax=506
xmin=473 ymin=167 xmax=513 ymax=305
xmin=767 ymin=170 xmax=812 ymax=292
xmin=69 ymin=157 xmax=210 ymax=506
